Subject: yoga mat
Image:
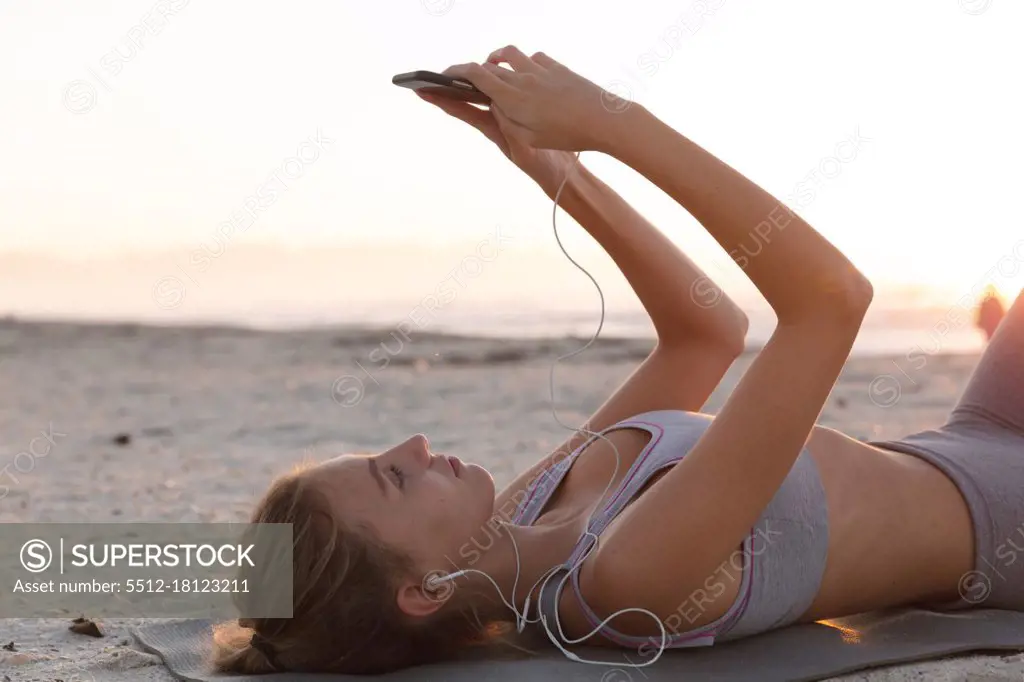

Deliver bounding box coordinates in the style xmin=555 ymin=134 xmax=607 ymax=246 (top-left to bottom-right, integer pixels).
xmin=133 ymin=609 xmax=1024 ymax=682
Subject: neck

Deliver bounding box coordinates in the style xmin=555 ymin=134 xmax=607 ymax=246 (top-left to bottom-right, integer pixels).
xmin=453 ymin=519 xmax=582 ymax=620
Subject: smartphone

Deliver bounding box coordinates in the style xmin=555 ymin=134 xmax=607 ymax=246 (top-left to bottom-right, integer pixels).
xmin=392 ymin=70 xmax=490 ymax=105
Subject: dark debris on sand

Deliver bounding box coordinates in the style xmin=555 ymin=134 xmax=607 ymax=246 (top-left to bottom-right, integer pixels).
xmin=69 ymin=617 xmax=103 ymax=638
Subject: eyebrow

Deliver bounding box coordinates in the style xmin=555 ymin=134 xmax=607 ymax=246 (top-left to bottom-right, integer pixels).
xmin=368 ymin=458 xmax=386 ymax=495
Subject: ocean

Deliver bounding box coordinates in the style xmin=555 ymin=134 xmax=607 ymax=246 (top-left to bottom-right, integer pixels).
xmin=1 ymin=302 xmax=988 ymax=359
xmin=78 ymin=301 xmax=981 ymax=358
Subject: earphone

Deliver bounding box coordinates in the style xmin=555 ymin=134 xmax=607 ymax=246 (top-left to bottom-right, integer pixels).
xmin=427 ymin=151 xmax=671 ymax=669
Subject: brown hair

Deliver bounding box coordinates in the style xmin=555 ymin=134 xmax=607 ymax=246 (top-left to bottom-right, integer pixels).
xmin=211 ymin=465 xmax=528 ymax=674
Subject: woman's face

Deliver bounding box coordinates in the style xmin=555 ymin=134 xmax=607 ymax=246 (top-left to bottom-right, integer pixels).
xmin=314 ymin=435 xmax=496 ymax=575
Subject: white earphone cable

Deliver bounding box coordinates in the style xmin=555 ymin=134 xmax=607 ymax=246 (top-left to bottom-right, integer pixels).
xmin=537 ymin=152 xmax=669 ymax=666
xmin=428 ymin=149 xmax=670 ymax=669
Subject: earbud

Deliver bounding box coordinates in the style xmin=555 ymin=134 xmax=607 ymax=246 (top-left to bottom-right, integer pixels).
xmin=426 ymin=569 xmax=467 ymax=589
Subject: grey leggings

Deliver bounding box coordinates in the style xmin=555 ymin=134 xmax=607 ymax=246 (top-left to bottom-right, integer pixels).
xmin=871 ymin=290 xmax=1024 ymax=610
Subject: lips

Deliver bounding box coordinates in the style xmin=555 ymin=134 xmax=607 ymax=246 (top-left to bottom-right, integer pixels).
xmin=446 ymin=455 xmax=462 ymax=477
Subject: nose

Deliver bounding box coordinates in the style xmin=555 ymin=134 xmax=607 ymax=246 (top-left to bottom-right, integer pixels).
xmin=405 ymin=434 xmax=432 ymax=469
xmin=410 ymin=433 xmax=430 ymax=453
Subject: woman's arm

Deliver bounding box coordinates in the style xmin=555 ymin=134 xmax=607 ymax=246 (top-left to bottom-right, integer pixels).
xmin=603 ymin=108 xmax=869 ymax=324
xmin=417 ymin=73 xmax=747 ymax=349
xmin=545 ymin=163 xmax=749 ymax=349
xmin=492 ymin=163 xmax=749 ymax=516
xmin=454 ymin=49 xmax=872 ymax=622
xmin=416 ymin=70 xmax=748 ymax=519
xmin=455 ymin=50 xmax=866 ymax=323
xmin=585 ymin=103 xmax=872 ymax=611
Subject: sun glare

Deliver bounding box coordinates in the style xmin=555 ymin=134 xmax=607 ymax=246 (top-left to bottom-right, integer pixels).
xmin=816 ymin=620 xmax=863 ymax=644
xmin=995 ymin=274 xmax=1024 ymax=303
xmin=992 ymin=234 xmax=1024 ymax=301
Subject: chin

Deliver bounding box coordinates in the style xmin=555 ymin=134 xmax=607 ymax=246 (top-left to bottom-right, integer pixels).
xmin=464 ymin=462 xmax=496 ymax=501
xmin=464 ymin=460 xmax=493 ymax=484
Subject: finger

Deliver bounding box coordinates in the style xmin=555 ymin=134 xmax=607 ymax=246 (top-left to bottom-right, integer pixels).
xmin=487 ymin=45 xmax=542 ymax=72
xmin=444 ymin=61 xmax=515 ymax=86
xmin=482 ymin=62 xmax=518 ymax=84
xmin=441 ymin=62 xmax=474 ymax=78
xmin=444 ymin=62 xmax=520 ymax=103
xmin=530 ymin=51 xmax=557 ymax=69
xmin=490 ymin=104 xmax=533 ymax=141
xmin=416 ymin=91 xmax=494 ymax=131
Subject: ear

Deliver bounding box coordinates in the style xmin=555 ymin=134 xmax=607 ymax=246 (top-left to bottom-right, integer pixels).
xmin=396 ymin=577 xmax=448 ymax=618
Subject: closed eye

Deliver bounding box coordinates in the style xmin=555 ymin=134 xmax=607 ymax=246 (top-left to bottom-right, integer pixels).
xmin=388 ymin=464 xmax=405 ymax=489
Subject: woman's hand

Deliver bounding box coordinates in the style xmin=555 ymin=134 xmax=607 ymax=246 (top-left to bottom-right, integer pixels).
xmin=416 ymin=79 xmax=578 ymax=198
xmin=441 ymin=47 xmax=627 ymax=154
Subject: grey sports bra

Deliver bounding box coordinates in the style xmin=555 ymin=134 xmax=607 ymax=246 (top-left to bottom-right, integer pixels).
xmin=511 ymin=410 xmax=829 ymax=648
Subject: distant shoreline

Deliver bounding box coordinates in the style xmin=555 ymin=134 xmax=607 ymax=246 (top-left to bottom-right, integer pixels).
xmin=0 ymin=314 xmax=986 ymax=364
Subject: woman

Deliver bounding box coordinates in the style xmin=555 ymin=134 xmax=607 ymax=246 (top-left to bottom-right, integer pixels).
xmin=214 ymin=47 xmax=1024 ymax=674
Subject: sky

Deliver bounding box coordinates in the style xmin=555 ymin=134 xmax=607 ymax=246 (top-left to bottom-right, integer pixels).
xmin=2 ymin=0 xmax=1023 ymax=328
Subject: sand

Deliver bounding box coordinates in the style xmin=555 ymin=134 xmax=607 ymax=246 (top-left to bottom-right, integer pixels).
xmin=1 ymin=319 xmax=1021 ymax=681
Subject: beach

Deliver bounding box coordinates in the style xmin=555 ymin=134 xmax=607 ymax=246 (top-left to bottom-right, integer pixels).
xmin=1 ymin=319 xmax=1021 ymax=681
